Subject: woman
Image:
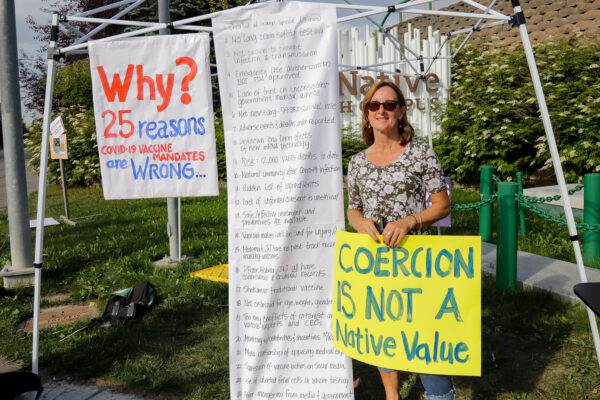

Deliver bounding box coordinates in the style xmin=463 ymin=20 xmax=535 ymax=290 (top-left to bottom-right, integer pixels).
xmin=346 ymin=81 xmax=453 ymax=400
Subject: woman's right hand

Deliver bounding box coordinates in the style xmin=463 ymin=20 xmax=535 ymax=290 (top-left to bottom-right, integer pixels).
xmin=347 ymin=209 xmax=380 ymax=243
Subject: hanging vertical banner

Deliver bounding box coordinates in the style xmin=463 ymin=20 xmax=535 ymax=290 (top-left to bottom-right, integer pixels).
xmin=89 ymin=34 xmax=218 ymax=199
xmin=214 ymin=2 xmax=354 ymax=399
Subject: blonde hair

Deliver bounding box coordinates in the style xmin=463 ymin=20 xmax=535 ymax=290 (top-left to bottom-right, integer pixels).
xmin=360 ymin=81 xmax=414 ymax=146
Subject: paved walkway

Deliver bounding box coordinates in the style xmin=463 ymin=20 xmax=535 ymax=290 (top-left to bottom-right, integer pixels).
xmin=482 ymin=242 xmax=600 ymax=302
xmin=25 ymin=380 xmax=149 ymax=400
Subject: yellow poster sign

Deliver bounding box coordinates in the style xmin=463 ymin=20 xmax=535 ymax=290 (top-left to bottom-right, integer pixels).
xmin=333 ymin=230 xmax=481 ymax=376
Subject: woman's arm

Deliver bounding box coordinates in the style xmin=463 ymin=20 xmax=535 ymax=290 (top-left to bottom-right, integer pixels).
xmin=415 ymin=189 xmax=451 ymax=229
xmin=347 ymin=208 xmax=380 ymax=243
xmin=381 ymin=189 xmax=450 ymax=247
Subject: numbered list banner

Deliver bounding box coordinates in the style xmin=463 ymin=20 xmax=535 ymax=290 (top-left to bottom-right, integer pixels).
xmin=213 ymin=2 xmax=354 ymax=399
xmin=89 ymin=34 xmax=218 ymax=199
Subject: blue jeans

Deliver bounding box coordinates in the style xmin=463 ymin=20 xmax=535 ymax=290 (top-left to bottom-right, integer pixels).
xmin=418 ymin=373 xmax=455 ymax=400
xmin=378 ymin=368 xmax=455 ymax=400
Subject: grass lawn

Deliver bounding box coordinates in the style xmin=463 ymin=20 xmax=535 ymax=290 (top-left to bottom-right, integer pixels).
xmin=0 ymin=185 xmax=598 ymax=399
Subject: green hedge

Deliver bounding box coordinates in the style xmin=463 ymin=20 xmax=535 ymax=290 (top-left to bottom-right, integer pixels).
xmin=436 ymin=33 xmax=600 ymax=183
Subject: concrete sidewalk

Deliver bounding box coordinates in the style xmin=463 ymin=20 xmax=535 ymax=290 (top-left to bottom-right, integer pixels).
xmin=482 ymin=242 xmax=600 ymax=302
xmin=21 ymin=379 xmax=150 ymax=400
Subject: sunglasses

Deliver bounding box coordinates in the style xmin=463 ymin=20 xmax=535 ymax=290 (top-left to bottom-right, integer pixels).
xmin=367 ymin=101 xmax=399 ymax=112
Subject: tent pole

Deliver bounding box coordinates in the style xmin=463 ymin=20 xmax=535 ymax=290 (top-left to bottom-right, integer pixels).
xmin=424 ymin=79 xmax=433 ymax=148
xmin=422 ymin=74 xmax=441 ymax=235
xmin=511 ymin=0 xmax=600 ymax=365
xmin=158 ymin=0 xmax=181 ymax=264
xmin=32 ymin=13 xmax=60 ymax=375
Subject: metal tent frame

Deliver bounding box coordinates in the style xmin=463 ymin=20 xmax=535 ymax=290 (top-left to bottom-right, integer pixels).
xmin=31 ymin=0 xmax=600 ymax=376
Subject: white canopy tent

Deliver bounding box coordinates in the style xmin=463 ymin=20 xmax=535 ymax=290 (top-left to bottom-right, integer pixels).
xmin=31 ymin=0 xmax=600 ymax=377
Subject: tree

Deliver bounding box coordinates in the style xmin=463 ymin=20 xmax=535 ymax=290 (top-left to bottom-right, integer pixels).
xmin=21 ymin=1 xmax=127 ymax=115
xmin=21 ymin=0 xmax=244 ymax=117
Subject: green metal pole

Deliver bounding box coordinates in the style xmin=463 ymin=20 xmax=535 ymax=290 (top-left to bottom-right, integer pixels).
xmin=496 ymin=182 xmax=518 ymax=290
xmin=517 ymin=172 xmax=526 ymax=237
xmin=584 ymin=173 xmax=600 ymax=268
xmin=479 ymin=166 xmax=494 ymax=241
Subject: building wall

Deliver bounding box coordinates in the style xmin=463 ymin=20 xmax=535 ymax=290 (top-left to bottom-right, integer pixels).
xmin=393 ymin=0 xmax=600 ymax=47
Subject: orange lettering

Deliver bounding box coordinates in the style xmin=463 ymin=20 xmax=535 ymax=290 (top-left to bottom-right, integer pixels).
xmin=97 ymin=65 xmax=134 ymax=102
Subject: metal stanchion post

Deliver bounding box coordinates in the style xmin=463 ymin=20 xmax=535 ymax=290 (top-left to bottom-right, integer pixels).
xmin=584 ymin=173 xmax=600 ymax=267
xmin=516 ymin=172 xmax=526 ymax=237
xmin=496 ymin=182 xmax=518 ymax=290
xmin=479 ymin=166 xmax=494 ymax=241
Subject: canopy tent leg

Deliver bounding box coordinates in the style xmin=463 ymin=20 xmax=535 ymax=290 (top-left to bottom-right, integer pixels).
xmin=32 ymin=14 xmax=59 ymax=375
xmin=512 ymin=0 xmax=600 ymax=365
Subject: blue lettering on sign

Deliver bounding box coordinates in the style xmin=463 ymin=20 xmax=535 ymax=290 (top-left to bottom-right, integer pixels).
xmin=339 ymin=244 xmax=352 ymax=272
xmin=435 ymin=249 xmax=453 ymax=277
xmin=374 ymin=247 xmax=390 ymax=277
xmin=335 ymin=319 xmax=397 ymax=357
xmin=435 ymin=288 xmax=463 ymax=322
xmin=410 ymin=247 xmax=423 ymax=278
xmin=106 ymin=159 xmax=128 ymax=169
xmin=130 ymin=156 xmax=194 ymax=180
xmin=401 ymin=331 xmax=470 ymax=364
xmin=393 ymin=247 xmax=410 ymax=277
xmin=365 ymin=287 xmax=422 ymax=322
xmin=355 ymin=247 xmax=374 ymax=274
xmin=337 ymin=244 xmax=473 ymax=279
xmin=454 ymin=247 xmax=474 ymax=278
xmin=139 ymin=117 xmax=206 ymax=139
xmin=336 ymin=280 xmax=355 ymax=318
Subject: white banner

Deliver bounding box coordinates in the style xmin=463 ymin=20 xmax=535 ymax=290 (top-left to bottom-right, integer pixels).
xmin=89 ymin=34 xmax=218 ymax=199
xmin=214 ymin=2 xmax=354 ymax=399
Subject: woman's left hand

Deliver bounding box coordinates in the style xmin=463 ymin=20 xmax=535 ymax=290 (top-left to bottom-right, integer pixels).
xmin=381 ymin=217 xmax=415 ymax=248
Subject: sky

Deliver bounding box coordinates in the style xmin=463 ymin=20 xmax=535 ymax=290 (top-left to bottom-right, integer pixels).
xmin=10 ymin=0 xmax=459 ymax=120
xmin=15 ymin=0 xmax=460 ymax=59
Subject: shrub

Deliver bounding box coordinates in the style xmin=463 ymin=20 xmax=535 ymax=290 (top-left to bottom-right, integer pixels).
xmin=24 ymin=106 xmax=100 ymax=186
xmin=341 ymin=129 xmax=367 ymax=174
xmin=436 ymin=34 xmax=600 ymax=184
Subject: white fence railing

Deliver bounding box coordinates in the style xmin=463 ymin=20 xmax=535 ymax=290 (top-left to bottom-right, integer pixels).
xmin=338 ymin=24 xmax=451 ymax=139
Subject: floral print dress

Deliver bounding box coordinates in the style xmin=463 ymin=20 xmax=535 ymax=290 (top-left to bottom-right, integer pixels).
xmin=347 ymin=139 xmax=447 ymax=235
